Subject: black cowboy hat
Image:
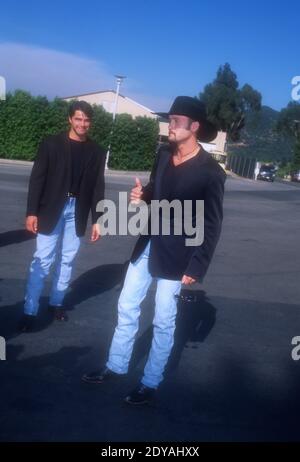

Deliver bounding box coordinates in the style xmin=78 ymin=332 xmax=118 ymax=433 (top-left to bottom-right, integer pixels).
xmin=156 ymin=96 xmax=217 ymax=142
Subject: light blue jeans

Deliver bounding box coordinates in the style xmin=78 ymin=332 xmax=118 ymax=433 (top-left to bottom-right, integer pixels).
xmin=24 ymin=198 xmax=81 ymax=316
xmin=106 ymin=241 xmax=182 ymax=389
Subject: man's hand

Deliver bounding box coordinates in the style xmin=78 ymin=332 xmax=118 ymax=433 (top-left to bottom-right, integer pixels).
xmin=26 ymin=215 xmax=38 ymax=234
xmin=90 ymin=223 xmax=101 ymax=242
xmin=130 ymin=177 xmax=143 ymax=204
xmin=181 ymin=275 xmax=196 ymax=285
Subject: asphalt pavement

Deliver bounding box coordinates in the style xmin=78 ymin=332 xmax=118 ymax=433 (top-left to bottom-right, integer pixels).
xmin=0 ymin=161 xmax=300 ymax=442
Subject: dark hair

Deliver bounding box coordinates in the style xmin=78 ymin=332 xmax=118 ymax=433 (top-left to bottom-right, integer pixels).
xmin=196 ymin=124 xmax=203 ymax=140
xmin=187 ymin=117 xmax=202 ymax=139
xmin=69 ymin=100 xmax=94 ymax=119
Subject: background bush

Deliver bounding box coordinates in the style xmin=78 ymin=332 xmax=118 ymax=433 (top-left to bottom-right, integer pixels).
xmin=109 ymin=114 xmax=158 ymax=170
xmin=0 ymin=90 xmax=159 ymax=170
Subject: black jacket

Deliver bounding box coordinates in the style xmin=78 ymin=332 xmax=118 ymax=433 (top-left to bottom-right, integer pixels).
xmin=131 ymin=144 xmax=226 ymax=281
xmin=26 ymin=132 xmax=106 ymax=237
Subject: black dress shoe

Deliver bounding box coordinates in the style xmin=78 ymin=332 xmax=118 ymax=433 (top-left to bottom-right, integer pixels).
xmin=81 ymin=367 xmax=120 ymax=384
xmin=18 ymin=314 xmax=36 ymax=333
xmin=48 ymin=306 xmax=69 ymax=321
xmin=124 ymin=383 xmax=156 ymax=405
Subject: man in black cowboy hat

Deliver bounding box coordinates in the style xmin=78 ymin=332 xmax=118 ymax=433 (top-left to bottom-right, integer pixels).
xmin=82 ymin=96 xmax=226 ymax=405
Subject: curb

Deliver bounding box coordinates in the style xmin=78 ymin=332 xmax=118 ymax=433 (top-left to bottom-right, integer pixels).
xmin=0 ymin=158 xmax=33 ymax=167
xmin=0 ymin=158 xmax=150 ymax=177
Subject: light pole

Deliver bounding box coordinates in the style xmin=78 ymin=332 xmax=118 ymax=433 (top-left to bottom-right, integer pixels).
xmin=105 ymin=75 xmax=126 ymax=169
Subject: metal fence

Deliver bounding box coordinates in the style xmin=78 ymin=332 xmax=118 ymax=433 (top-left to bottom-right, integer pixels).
xmin=226 ymin=154 xmax=258 ymax=179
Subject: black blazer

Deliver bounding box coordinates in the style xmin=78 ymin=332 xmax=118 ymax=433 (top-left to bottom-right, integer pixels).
xmin=26 ymin=132 xmax=106 ymax=237
xmin=131 ymin=144 xmax=226 ymax=281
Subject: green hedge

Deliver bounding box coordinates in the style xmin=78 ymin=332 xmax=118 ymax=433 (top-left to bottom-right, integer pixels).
xmin=109 ymin=114 xmax=158 ymax=170
xmin=0 ymin=90 xmax=159 ymax=170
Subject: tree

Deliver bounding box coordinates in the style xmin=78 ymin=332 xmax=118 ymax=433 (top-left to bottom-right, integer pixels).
xmin=240 ymin=84 xmax=261 ymax=112
xmin=292 ymin=138 xmax=300 ymax=170
xmin=276 ymin=101 xmax=300 ymax=137
xmin=199 ymin=63 xmax=262 ymax=141
xmin=276 ymin=101 xmax=300 ymax=170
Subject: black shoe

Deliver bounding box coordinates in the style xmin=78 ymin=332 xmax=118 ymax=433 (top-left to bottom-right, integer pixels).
xmin=124 ymin=383 xmax=156 ymax=405
xmin=48 ymin=306 xmax=69 ymax=322
xmin=81 ymin=367 xmax=120 ymax=384
xmin=18 ymin=314 xmax=36 ymax=333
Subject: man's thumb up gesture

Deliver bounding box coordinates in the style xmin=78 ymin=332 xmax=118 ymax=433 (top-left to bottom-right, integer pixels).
xmin=130 ymin=177 xmax=143 ymax=204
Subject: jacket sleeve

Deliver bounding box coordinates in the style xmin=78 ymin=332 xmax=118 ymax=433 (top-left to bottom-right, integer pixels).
xmin=26 ymin=139 xmax=49 ymax=217
xmin=91 ymin=150 xmax=106 ymax=224
xmin=184 ymin=170 xmax=226 ymax=281
xmin=141 ymin=149 xmax=161 ymax=204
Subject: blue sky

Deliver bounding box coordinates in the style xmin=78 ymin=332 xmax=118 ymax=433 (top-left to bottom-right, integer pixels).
xmin=0 ymin=0 xmax=299 ymax=111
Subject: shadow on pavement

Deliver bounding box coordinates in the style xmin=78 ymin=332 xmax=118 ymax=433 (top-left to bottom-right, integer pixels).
xmin=0 ymin=229 xmax=35 ymax=248
xmin=1 ymin=339 xmax=300 ymax=441
xmin=0 ymin=297 xmax=57 ymax=340
xmin=65 ymin=262 xmax=128 ymax=307
xmin=167 ymin=290 xmax=216 ymax=373
xmin=0 ymin=263 xmax=128 ymax=341
xmin=128 ymin=290 xmax=216 ymax=376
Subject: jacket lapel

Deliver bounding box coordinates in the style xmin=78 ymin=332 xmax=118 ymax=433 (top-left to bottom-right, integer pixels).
xmin=197 ymin=147 xmax=210 ymax=166
xmin=154 ymin=149 xmax=171 ymax=199
xmin=62 ymin=133 xmax=72 ymax=191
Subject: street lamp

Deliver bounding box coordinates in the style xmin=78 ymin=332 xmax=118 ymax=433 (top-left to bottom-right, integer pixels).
xmin=105 ymin=75 xmax=126 ymax=169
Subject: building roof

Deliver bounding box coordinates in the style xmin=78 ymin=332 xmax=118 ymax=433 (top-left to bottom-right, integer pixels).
xmin=62 ymin=89 xmax=118 ymax=99
xmin=62 ymin=89 xmax=154 ymax=114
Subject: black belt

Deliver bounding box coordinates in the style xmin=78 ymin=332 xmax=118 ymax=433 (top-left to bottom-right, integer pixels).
xmin=67 ymin=192 xmax=77 ymax=198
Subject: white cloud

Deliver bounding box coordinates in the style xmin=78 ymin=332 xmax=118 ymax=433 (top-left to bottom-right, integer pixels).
xmin=0 ymin=42 xmax=113 ymax=98
xmin=0 ymin=42 xmax=171 ymax=111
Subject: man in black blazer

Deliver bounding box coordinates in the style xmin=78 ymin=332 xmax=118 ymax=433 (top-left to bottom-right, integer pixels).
xmin=82 ymin=96 xmax=226 ymax=405
xmin=19 ymin=100 xmax=106 ymax=332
